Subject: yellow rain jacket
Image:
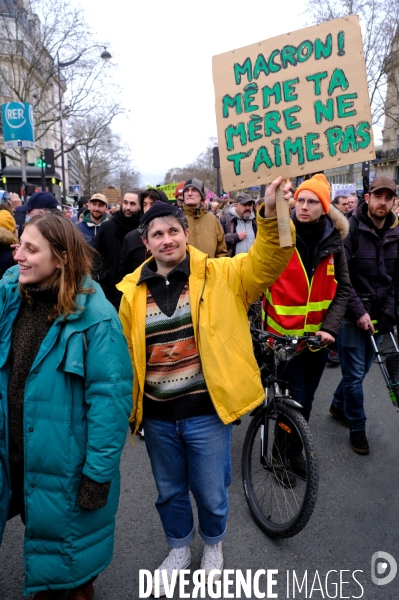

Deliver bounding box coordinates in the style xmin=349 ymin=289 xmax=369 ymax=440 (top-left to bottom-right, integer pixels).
xmin=117 ymin=209 xmax=295 ymax=434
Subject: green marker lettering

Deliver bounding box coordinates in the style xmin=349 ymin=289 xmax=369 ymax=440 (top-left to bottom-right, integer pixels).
xmin=243 ymin=83 xmax=259 ymax=113
xmin=324 ymin=126 xmax=345 ymax=157
xmin=248 ymin=115 xmax=263 ymax=142
xmin=336 ymin=93 xmax=357 ymax=118
xmin=253 ymin=146 xmax=273 ymax=171
xmin=305 ymin=133 xmax=323 ymax=161
xmin=341 ymin=125 xmax=358 ymax=153
xmin=254 ymin=53 xmax=269 ymax=79
xmin=233 ymin=57 xmax=253 ymax=85
xmin=268 ymin=49 xmax=281 ymax=73
xmin=314 ymin=98 xmax=334 ymax=124
xmin=227 ymin=149 xmax=253 ymax=175
xmin=328 ymin=68 xmax=349 ymax=96
xmin=356 ymin=121 xmax=371 ymax=149
xmin=314 ymin=34 xmax=333 ymax=59
xmin=283 ymin=78 xmax=299 ymax=102
xmin=262 ymin=82 xmax=282 ymax=108
xmin=264 ymin=111 xmax=282 ymax=136
xmin=281 ymin=45 xmax=297 ymax=69
xmin=283 ymin=106 xmax=301 ymax=130
xmin=297 ymin=40 xmax=313 ymax=63
xmin=272 ymin=138 xmax=282 ymax=167
xmin=225 ymin=122 xmax=247 ymax=151
xmin=306 ymin=71 xmax=328 ymax=96
xmin=222 ymin=93 xmax=243 ymax=118
xmin=284 ymin=137 xmax=305 ymax=166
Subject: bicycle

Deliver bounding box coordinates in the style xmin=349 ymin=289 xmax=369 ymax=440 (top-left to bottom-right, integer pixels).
xmin=242 ymin=329 xmax=320 ymax=538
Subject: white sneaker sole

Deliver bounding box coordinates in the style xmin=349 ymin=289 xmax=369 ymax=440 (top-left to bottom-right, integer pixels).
xmin=152 ymin=558 xmax=192 ymax=597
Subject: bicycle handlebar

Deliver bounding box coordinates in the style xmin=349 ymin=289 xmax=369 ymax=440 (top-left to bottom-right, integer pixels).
xmin=251 ymin=328 xmax=321 ymax=348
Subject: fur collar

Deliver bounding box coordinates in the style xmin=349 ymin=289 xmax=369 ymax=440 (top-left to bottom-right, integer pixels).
xmin=0 ymin=226 xmax=18 ymax=246
xmin=327 ymin=204 xmax=349 ymax=239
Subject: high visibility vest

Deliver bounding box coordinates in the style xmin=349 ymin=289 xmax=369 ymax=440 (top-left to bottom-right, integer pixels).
xmin=263 ymin=248 xmax=338 ymax=336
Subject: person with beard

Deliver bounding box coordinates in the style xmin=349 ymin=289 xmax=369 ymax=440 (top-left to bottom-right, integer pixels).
xmin=93 ymin=190 xmax=141 ymax=308
xmin=220 ymin=192 xmax=257 ymax=257
xmin=76 ymin=193 xmax=108 ymax=245
xmin=117 ymin=188 xmax=170 ymax=282
xmin=330 ymin=177 xmax=399 ymax=454
xmin=263 ymin=174 xmax=350 ymax=479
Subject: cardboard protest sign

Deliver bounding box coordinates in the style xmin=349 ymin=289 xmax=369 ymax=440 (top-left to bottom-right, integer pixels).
xmin=331 ymin=183 xmax=356 ymax=198
xmin=212 ymin=15 xmax=375 ymax=192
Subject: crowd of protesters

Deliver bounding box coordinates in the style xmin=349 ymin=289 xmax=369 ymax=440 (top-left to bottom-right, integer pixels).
xmin=0 ymin=172 xmax=398 ymax=597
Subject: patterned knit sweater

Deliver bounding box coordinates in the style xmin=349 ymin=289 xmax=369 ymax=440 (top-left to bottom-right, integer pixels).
xmin=138 ymin=255 xmax=215 ymax=421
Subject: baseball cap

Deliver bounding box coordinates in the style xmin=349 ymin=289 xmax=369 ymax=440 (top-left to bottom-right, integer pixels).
xmin=236 ymin=193 xmax=255 ymax=205
xmin=369 ymin=177 xmax=397 ymax=195
xmin=18 ymin=191 xmax=59 ymax=212
xmin=89 ymin=193 xmax=108 ymax=205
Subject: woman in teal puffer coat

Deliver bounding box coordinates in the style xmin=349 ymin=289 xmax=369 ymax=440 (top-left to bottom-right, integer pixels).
xmin=0 ymin=212 xmax=133 ymax=599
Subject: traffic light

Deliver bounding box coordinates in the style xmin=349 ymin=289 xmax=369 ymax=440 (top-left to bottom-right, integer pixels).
xmin=44 ymin=149 xmax=55 ymax=174
xmin=36 ymin=157 xmax=46 ymax=168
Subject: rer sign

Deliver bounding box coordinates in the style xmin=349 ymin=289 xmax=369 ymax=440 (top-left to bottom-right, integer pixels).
xmin=1 ymin=102 xmax=35 ymax=149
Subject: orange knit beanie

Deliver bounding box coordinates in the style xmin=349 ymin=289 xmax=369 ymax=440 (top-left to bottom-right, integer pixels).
xmin=294 ymin=174 xmax=331 ymax=213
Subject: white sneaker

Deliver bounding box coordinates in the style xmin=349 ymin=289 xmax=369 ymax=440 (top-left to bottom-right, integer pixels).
xmin=152 ymin=546 xmax=191 ymax=597
xmin=200 ymin=542 xmax=224 ymax=581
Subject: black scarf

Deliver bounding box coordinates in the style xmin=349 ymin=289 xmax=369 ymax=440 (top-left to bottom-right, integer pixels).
xmin=294 ymin=215 xmax=327 ymax=280
xmin=112 ymin=208 xmax=141 ymax=240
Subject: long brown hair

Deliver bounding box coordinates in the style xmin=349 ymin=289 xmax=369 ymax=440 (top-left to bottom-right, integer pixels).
xmin=20 ymin=212 xmax=95 ymax=320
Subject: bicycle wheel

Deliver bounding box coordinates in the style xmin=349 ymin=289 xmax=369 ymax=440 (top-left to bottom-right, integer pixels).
xmin=242 ymin=401 xmax=319 ymax=538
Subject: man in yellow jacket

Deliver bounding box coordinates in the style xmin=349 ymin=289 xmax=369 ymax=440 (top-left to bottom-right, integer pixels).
xmin=117 ymin=177 xmax=294 ymax=595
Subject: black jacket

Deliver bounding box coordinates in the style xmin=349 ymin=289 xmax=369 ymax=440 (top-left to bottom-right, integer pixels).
xmin=344 ymin=202 xmax=399 ymax=332
xmin=294 ymin=205 xmax=351 ymax=338
xmin=93 ymin=209 xmax=140 ymax=307
xmin=118 ymin=229 xmax=149 ymax=282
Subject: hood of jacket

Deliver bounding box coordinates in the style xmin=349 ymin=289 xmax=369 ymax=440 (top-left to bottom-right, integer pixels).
xmin=183 ymin=204 xmax=209 ymax=219
xmin=0 ymin=226 xmax=18 ymax=246
xmin=229 ymin=204 xmax=256 ymax=221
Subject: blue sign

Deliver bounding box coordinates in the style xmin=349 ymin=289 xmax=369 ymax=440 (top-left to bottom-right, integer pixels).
xmin=247 ymin=186 xmax=260 ymax=191
xmin=73 ymin=185 xmax=80 ymax=194
xmin=1 ymin=102 xmax=35 ymax=149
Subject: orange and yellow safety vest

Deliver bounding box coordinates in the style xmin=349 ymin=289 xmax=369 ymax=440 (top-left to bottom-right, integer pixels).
xmin=263 ymin=248 xmax=338 ymax=336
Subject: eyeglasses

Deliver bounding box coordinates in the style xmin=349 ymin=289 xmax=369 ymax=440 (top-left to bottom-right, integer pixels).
xmin=296 ymin=198 xmax=321 ymax=206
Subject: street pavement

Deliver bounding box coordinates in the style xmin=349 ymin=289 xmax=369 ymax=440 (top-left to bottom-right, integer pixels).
xmin=1 ymin=343 xmax=399 ymax=599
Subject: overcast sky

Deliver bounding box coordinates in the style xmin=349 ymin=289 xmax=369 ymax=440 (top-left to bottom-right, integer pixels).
xmin=73 ymin=0 xmax=381 ymax=186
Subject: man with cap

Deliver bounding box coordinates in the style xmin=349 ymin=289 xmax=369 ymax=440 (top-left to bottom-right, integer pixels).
xmin=330 ymin=176 xmax=399 ymax=454
xmin=174 ymin=181 xmax=185 ymax=208
xmin=16 ymin=191 xmax=59 ymax=218
xmin=263 ymin=174 xmax=350 ymax=476
xmin=117 ymin=178 xmax=295 ymax=594
xmin=76 ymin=193 xmax=108 ymax=245
xmin=182 ymin=178 xmax=228 ymax=258
xmin=220 ymin=192 xmax=257 ymax=257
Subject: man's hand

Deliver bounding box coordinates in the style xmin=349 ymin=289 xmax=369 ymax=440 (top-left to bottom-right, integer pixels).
xmin=356 ymin=313 xmax=374 ymax=333
xmin=10 ymin=193 xmax=22 ymax=209
xmin=315 ymin=331 xmax=335 ymax=345
xmin=237 ymin=231 xmax=247 ymax=240
xmin=263 ymin=176 xmax=293 ymax=218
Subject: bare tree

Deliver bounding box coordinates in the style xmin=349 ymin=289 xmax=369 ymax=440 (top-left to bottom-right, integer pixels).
xmin=164 ymin=138 xmax=219 ymax=191
xmin=69 ymin=115 xmax=140 ymax=196
xmin=304 ymin=0 xmax=399 ymax=127
xmin=0 ymin=0 xmax=123 ymax=162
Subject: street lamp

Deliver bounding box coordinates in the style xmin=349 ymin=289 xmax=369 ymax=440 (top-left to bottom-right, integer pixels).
xmin=57 ymin=47 xmax=112 ymax=202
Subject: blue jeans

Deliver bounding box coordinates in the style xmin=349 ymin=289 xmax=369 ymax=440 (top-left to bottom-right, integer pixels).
xmin=332 ymin=318 xmax=382 ymax=432
xmin=143 ymin=414 xmax=233 ymax=548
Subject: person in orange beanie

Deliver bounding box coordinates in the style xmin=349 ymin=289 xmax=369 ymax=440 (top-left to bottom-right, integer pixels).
xmin=262 ymin=173 xmax=351 ymax=482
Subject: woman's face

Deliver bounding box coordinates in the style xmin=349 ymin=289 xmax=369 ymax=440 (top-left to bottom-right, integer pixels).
xmin=14 ymin=224 xmax=62 ymax=288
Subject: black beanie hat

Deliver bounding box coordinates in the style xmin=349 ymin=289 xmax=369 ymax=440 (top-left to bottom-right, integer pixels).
xmin=140 ymin=201 xmax=183 ymax=227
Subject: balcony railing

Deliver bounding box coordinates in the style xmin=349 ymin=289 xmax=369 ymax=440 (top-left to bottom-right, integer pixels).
xmin=374 ymin=148 xmax=399 ymax=161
